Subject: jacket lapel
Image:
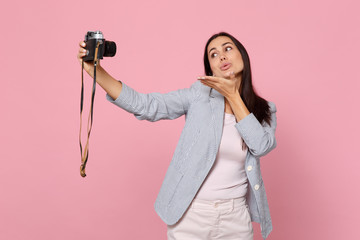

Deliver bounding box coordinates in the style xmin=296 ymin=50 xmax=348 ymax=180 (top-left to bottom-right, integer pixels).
xmin=208 ymin=87 xmax=225 ymax=150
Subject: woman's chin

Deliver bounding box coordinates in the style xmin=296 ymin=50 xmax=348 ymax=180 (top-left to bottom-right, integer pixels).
xmin=224 ymin=71 xmax=235 ymax=79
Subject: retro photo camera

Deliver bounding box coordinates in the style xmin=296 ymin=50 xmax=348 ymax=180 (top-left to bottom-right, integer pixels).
xmin=82 ymin=31 xmax=116 ymax=62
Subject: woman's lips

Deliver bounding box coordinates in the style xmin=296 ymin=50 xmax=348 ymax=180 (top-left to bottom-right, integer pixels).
xmin=220 ymin=63 xmax=232 ymax=71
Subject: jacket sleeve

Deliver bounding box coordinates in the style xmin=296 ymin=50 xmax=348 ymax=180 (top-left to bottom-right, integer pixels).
xmin=234 ymin=101 xmax=277 ymax=158
xmin=105 ymin=80 xmax=201 ymax=122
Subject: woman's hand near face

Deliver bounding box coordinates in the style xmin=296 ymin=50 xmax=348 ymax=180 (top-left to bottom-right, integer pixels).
xmin=197 ymin=71 xmax=242 ymax=99
xmin=198 ymin=71 xmax=250 ymax=122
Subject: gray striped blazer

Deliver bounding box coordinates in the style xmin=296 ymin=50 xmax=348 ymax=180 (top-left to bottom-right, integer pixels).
xmin=106 ymin=79 xmax=277 ymax=239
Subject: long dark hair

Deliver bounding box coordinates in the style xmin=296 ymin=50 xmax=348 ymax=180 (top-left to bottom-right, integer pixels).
xmin=203 ymin=32 xmax=272 ymax=126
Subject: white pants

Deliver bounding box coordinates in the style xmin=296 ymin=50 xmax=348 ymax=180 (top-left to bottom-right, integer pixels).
xmin=167 ymin=197 xmax=254 ymax=240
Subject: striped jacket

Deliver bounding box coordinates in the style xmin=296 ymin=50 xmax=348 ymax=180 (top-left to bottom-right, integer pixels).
xmin=106 ymin=79 xmax=277 ymax=239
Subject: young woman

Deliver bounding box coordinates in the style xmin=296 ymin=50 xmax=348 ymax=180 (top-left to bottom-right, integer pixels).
xmin=77 ymin=32 xmax=277 ymax=240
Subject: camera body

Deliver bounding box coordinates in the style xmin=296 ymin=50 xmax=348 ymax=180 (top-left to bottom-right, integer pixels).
xmin=83 ymin=31 xmax=116 ymax=62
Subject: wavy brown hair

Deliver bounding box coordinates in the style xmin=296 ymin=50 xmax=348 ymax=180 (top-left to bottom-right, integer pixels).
xmin=203 ymin=32 xmax=272 ymax=126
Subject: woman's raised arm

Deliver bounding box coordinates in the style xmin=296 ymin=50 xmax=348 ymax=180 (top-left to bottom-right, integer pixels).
xmin=77 ymin=40 xmax=201 ymax=122
xmin=106 ymin=80 xmax=201 ymax=122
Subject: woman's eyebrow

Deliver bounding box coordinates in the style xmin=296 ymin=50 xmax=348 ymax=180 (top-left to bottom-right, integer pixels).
xmin=208 ymin=42 xmax=233 ymax=54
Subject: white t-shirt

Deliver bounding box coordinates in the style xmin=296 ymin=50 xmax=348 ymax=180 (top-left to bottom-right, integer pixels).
xmin=194 ymin=112 xmax=248 ymax=200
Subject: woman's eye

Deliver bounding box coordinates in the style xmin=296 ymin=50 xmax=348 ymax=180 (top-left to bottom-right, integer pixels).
xmin=225 ymin=46 xmax=232 ymax=51
xmin=211 ymin=53 xmax=218 ymax=58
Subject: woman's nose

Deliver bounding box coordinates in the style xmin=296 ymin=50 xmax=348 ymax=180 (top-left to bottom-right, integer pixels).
xmin=220 ymin=54 xmax=227 ymax=61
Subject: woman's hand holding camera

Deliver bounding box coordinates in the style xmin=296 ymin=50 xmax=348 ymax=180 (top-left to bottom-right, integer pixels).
xmin=76 ymin=40 xmax=122 ymax=100
xmin=77 ymin=41 xmax=101 ymax=78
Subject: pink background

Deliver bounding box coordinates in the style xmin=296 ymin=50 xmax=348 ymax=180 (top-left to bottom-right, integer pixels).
xmin=1 ymin=0 xmax=359 ymax=239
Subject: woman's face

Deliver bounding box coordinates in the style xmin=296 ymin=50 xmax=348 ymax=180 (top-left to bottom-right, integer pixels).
xmin=207 ymin=36 xmax=244 ymax=79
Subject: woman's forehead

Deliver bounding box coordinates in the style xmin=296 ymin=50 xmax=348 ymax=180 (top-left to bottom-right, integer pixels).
xmin=207 ymin=36 xmax=234 ymax=52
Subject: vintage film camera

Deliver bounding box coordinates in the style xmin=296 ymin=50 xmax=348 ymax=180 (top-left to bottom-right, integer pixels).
xmin=82 ymin=31 xmax=117 ymax=62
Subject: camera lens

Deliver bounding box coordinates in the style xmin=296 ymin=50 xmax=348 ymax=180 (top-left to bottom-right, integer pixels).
xmin=104 ymin=41 xmax=116 ymax=57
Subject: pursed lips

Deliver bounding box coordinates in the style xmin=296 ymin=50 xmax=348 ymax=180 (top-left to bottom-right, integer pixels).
xmin=220 ymin=62 xmax=232 ymax=71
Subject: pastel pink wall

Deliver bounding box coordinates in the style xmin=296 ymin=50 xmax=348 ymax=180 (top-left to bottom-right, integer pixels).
xmin=1 ymin=0 xmax=359 ymax=239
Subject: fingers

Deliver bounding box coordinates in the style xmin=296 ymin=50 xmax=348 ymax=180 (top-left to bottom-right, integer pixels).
xmin=77 ymin=41 xmax=87 ymax=60
xmin=78 ymin=49 xmax=87 ymax=58
xmin=197 ymin=76 xmax=217 ymax=82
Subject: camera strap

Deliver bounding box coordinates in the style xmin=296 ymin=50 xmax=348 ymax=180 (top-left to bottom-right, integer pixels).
xmin=79 ymin=42 xmax=101 ymax=177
